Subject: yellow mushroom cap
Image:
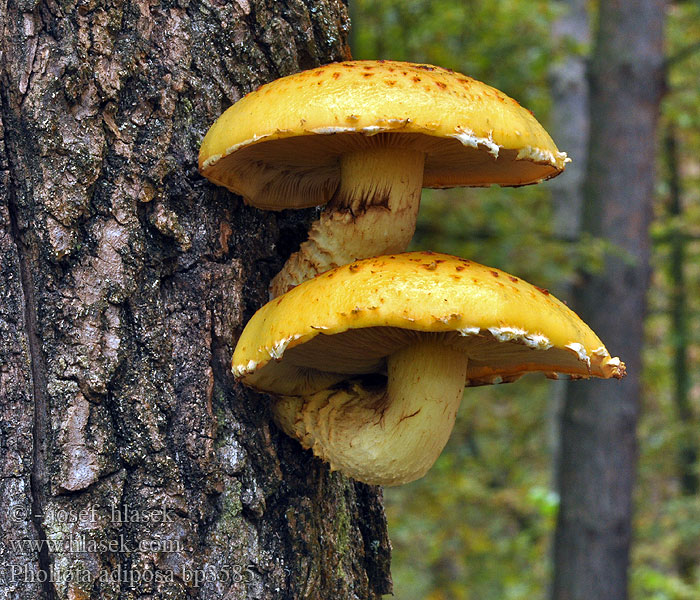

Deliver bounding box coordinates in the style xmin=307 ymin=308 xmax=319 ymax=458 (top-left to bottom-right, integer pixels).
xmin=200 ymin=60 xmax=568 ymax=210
xmin=232 ymin=251 xmax=625 ymax=395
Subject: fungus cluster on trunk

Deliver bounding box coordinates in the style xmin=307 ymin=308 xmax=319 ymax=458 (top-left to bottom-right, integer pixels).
xmin=199 ymin=60 xmax=624 ymax=486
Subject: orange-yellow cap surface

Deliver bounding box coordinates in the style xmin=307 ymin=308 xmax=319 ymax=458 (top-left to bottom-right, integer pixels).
xmin=232 ymin=252 xmax=624 ymax=395
xmin=200 ymin=60 xmax=568 ymax=209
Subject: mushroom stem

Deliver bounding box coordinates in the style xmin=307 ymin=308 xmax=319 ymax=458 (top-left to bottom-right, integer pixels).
xmin=272 ymin=339 xmax=469 ymax=486
xmin=269 ymin=147 xmax=425 ymax=298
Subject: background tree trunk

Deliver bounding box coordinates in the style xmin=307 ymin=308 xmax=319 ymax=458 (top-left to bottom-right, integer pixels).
xmin=552 ymin=1 xmax=666 ymax=598
xmin=0 ymin=1 xmax=392 ymax=599
xmin=547 ymin=0 xmax=591 ymax=494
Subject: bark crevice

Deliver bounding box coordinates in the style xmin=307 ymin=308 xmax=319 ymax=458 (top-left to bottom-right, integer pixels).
xmin=6 ymin=173 xmax=56 ymax=600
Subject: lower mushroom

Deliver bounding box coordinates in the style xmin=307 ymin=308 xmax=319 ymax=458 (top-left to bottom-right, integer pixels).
xmin=233 ymin=252 xmax=625 ymax=486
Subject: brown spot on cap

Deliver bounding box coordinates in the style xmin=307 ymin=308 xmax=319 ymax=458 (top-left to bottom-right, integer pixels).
xmin=535 ymin=286 xmax=550 ymax=295
xmin=436 ymin=81 xmax=447 ymax=89
xmin=332 ymin=72 xmax=341 ymax=79
xmin=385 ymin=80 xmax=397 ymax=86
xmin=509 ymin=276 xmax=518 ymax=283
xmin=491 ymin=270 xmax=499 ymax=277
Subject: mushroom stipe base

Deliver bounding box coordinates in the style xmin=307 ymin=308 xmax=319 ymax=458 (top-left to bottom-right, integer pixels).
xmin=272 ymin=340 xmax=469 ymax=486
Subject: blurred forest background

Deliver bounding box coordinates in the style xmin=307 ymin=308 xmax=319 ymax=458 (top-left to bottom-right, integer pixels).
xmin=349 ymin=1 xmax=700 ymax=599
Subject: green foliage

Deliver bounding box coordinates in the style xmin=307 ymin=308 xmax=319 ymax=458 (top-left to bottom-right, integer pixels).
xmin=351 ymin=1 xmax=700 ymax=599
xmin=634 ymin=2 xmax=700 ymax=597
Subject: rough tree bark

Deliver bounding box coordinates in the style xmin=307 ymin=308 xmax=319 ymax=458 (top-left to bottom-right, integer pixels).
xmin=0 ymin=1 xmax=392 ymax=599
xmin=552 ymin=1 xmax=666 ymax=598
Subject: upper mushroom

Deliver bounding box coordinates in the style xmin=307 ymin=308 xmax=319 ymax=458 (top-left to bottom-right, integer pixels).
xmin=199 ymin=60 xmax=569 ymax=297
xmin=232 ymin=252 xmax=624 ymax=486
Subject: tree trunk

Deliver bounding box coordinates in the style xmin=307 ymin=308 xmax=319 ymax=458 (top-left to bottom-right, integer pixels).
xmin=551 ymin=1 xmax=666 ymax=599
xmin=546 ymin=0 xmax=591 ymax=495
xmin=0 ymin=1 xmax=392 ymax=599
